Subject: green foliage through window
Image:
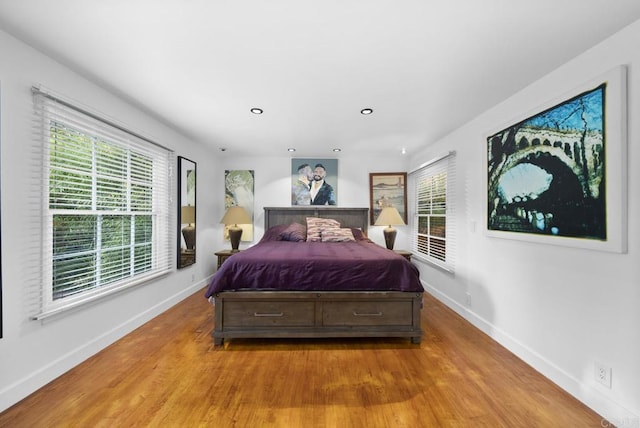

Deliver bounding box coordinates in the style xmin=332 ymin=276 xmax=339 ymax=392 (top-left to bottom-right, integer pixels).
xmin=49 ymin=122 xmax=155 ymax=300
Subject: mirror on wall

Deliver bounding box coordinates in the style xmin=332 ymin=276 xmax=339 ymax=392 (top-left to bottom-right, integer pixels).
xmin=177 ymin=156 xmax=196 ymax=268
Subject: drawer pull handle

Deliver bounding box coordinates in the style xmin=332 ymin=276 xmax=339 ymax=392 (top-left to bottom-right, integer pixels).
xmin=353 ymin=311 xmax=383 ymax=317
xmin=254 ymin=312 xmax=284 ymax=317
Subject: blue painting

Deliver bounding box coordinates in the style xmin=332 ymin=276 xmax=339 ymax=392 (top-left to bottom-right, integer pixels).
xmin=487 ymin=84 xmax=606 ymax=239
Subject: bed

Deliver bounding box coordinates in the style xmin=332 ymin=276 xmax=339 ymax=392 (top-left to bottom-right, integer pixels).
xmin=205 ymin=207 xmax=423 ymax=346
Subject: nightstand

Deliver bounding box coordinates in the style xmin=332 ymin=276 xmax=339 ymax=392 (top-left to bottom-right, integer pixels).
xmin=180 ymin=249 xmax=195 ymax=267
xmin=215 ymin=249 xmax=240 ymax=269
xmin=394 ymin=250 xmax=412 ymax=261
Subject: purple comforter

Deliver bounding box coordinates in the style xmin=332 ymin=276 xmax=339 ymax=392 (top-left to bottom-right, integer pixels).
xmin=204 ymin=240 xmax=423 ymax=297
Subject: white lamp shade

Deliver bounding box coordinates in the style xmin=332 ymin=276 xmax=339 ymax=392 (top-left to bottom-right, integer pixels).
xmin=374 ymin=207 xmax=405 ymax=226
xmin=181 ymin=205 xmax=195 ymax=224
xmin=220 ymin=206 xmax=251 ymax=225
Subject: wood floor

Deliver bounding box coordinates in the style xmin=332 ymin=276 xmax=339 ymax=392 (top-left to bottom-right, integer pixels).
xmin=0 ymin=288 xmax=605 ymax=427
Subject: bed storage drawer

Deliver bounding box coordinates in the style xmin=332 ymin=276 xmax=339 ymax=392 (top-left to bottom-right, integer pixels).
xmin=322 ymin=300 xmax=414 ymax=326
xmin=223 ymin=301 xmax=316 ymax=327
xmin=212 ymin=291 xmax=423 ymax=346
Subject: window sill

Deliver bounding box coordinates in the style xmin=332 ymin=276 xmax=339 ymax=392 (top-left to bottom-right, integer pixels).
xmin=32 ymin=270 xmax=171 ymax=321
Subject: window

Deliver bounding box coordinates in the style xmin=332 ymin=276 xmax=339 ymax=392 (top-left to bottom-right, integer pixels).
xmin=409 ymin=152 xmax=456 ymax=272
xmin=32 ymin=87 xmax=173 ymax=318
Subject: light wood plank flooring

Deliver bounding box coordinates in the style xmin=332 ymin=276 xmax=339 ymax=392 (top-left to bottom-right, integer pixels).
xmin=0 ymin=289 xmax=606 ymax=427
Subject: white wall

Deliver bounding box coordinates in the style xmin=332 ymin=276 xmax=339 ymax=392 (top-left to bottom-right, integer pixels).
xmin=410 ymin=20 xmax=640 ymax=423
xmin=0 ymin=30 xmax=221 ymax=411
xmin=215 ymin=154 xmax=411 ymax=250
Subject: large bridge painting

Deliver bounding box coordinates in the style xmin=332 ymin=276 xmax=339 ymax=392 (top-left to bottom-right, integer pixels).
xmin=487 ymin=84 xmax=606 ymax=240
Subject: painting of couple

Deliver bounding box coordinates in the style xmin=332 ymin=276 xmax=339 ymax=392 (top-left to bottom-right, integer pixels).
xmin=291 ymin=159 xmax=338 ymax=206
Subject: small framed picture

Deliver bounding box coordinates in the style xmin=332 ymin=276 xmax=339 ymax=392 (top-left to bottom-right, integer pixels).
xmin=369 ymin=172 xmax=407 ymax=225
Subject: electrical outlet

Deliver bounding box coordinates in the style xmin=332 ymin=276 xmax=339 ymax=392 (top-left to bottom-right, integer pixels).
xmin=594 ymin=362 xmax=612 ymax=388
xmin=465 ymin=292 xmax=471 ymax=307
xmin=191 ymin=273 xmax=195 ymax=282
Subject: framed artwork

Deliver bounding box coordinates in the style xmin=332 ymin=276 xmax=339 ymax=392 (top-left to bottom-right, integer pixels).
xmin=224 ymin=170 xmax=255 ymax=242
xmin=369 ymin=172 xmax=407 ymax=225
xmin=291 ymin=159 xmax=338 ymax=206
xmin=177 ymin=156 xmax=196 ymax=268
xmin=486 ymin=66 xmax=627 ymax=253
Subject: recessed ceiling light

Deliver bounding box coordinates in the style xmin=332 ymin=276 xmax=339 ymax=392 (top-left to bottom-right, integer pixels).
xmin=287 ymin=148 xmax=296 ymax=152
xmin=360 ymin=108 xmax=373 ymax=115
xmin=250 ymin=108 xmax=263 ymax=114
xmin=332 ymin=148 xmax=341 ymax=152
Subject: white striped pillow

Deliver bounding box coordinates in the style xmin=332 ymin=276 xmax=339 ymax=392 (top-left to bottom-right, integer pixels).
xmin=321 ymin=228 xmax=356 ymax=242
xmin=306 ymin=217 xmax=340 ymax=242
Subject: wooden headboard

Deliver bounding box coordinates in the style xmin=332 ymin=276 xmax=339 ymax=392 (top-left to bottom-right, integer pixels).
xmin=264 ymin=207 xmax=369 ymax=233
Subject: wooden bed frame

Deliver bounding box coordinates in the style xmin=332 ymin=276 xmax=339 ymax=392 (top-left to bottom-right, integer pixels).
xmin=211 ymin=207 xmax=423 ymax=346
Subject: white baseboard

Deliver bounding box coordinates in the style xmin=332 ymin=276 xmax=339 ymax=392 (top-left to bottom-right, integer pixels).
xmin=0 ymin=278 xmax=211 ymax=413
xmin=422 ymin=281 xmax=638 ymax=425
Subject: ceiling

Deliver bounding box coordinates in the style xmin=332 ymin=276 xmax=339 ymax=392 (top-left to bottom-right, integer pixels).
xmin=1 ymin=1 xmax=640 ymax=158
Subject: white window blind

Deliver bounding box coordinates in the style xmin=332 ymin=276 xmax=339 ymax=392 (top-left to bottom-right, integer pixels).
xmin=409 ymin=151 xmax=456 ymax=273
xmin=31 ymin=87 xmax=174 ymax=319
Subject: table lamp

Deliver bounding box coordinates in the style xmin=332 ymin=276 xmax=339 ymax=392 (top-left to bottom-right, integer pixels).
xmin=220 ymin=206 xmax=251 ymax=251
xmin=181 ymin=205 xmax=196 ymax=250
xmin=374 ymin=206 xmax=405 ymax=250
